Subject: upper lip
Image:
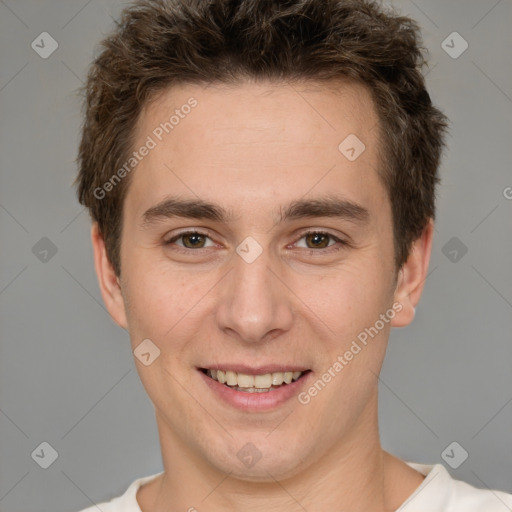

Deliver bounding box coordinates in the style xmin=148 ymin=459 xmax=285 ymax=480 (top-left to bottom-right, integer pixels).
xmin=199 ymin=365 xmax=310 ymax=375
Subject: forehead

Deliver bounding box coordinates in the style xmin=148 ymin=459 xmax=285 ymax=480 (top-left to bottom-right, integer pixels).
xmin=140 ymin=79 xmax=378 ymax=145
xmin=126 ymin=79 xmax=385 ymax=223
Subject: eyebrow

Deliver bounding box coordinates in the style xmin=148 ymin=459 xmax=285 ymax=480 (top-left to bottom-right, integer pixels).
xmin=141 ymin=195 xmax=370 ymax=228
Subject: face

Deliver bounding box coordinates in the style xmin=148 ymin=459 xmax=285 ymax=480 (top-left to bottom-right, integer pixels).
xmin=93 ymin=79 xmax=431 ymax=481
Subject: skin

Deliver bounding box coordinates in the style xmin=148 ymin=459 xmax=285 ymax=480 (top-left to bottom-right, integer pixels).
xmin=92 ymin=79 xmax=433 ymax=512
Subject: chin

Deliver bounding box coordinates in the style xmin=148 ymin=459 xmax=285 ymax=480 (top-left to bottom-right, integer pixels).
xmin=202 ymin=437 xmax=310 ymax=482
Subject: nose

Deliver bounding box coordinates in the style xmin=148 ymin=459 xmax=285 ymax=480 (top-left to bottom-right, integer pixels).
xmin=215 ymin=242 xmax=294 ymax=344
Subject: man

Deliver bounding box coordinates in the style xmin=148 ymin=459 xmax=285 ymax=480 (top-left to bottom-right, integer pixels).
xmin=74 ymin=0 xmax=512 ymax=510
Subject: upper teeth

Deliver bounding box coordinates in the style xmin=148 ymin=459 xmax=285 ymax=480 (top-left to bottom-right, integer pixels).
xmin=207 ymin=369 xmax=303 ymax=388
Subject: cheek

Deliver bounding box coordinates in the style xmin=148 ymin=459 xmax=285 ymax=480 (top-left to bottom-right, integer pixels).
xmin=121 ymin=257 xmax=216 ymax=346
xmin=309 ymin=272 xmax=394 ymax=389
xmin=299 ymin=255 xmax=392 ymax=331
xmin=124 ymin=278 xmax=170 ymax=339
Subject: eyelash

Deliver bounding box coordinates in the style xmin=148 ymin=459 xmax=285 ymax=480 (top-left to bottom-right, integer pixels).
xmin=164 ymin=230 xmax=348 ymax=254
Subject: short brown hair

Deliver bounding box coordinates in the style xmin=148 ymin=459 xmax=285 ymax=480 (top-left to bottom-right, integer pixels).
xmin=75 ymin=0 xmax=449 ymax=276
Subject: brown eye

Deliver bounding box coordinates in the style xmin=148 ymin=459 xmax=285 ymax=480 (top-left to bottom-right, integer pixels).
xmin=181 ymin=233 xmax=207 ymax=248
xmin=294 ymin=231 xmax=347 ymax=253
xmin=165 ymin=231 xmax=213 ymax=249
xmin=304 ymin=232 xmax=331 ymax=249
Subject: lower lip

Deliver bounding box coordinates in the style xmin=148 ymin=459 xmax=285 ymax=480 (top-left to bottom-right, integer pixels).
xmin=199 ymin=370 xmax=311 ymax=412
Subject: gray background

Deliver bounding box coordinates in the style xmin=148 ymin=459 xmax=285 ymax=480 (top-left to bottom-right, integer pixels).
xmin=0 ymin=0 xmax=511 ymax=511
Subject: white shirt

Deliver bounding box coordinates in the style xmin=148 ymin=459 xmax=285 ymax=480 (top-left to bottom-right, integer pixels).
xmin=76 ymin=461 xmax=512 ymax=511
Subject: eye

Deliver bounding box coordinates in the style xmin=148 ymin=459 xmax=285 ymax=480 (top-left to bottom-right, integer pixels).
xmin=164 ymin=230 xmax=215 ymax=249
xmin=164 ymin=229 xmax=347 ymax=253
xmin=294 ymin=230 xmax=347 ymax=251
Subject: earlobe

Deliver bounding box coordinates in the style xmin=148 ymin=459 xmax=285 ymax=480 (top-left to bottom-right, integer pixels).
xmin=90 ymin=223 xmax=129 ymax=330
xmin=391 ymin=219 xmax=434 ymax=328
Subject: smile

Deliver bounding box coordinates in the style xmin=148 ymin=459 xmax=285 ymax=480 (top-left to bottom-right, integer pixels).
xmin=201 ymin=368 xmax=307 ymax=393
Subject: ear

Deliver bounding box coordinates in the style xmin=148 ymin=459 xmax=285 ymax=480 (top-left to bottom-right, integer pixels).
xmin=91 ymin=222 xmax=128 ymax=330
xmin=391 ymin=218 xmax=434 ymax=328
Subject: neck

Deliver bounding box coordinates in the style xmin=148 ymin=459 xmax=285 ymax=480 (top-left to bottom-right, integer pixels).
xmin=138 ymin=393 xmax=420 ymax=512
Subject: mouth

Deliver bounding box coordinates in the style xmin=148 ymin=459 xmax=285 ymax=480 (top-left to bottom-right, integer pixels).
xmin=200 ymin=368 xmax=310 ymax=393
